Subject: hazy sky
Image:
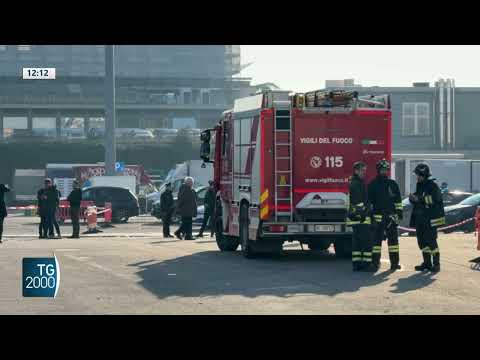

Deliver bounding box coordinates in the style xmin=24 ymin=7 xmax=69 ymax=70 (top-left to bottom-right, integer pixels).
xmin=240 ymin=46 xmax=480 ymax=91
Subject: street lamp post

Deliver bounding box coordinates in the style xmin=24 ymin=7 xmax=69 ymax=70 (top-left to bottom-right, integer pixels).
xmin=105 ymin=45 xmax=116 ymax=176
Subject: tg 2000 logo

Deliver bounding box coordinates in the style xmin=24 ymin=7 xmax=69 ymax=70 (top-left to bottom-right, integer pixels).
xmin=22 ymin=257 xmax=60 ymax=298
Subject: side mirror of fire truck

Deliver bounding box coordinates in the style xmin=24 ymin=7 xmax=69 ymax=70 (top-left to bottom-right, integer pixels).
xmin=200 ymin=130 xmax=212 ymax=163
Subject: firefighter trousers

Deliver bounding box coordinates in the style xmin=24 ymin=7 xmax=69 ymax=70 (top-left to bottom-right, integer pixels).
xmin=372 ymin=220 xmax=400 ymax=268
xmin=415 ymin=220 xmax=440 ymax=267
xmin=352 ymin=223 xmax=372 ymax=269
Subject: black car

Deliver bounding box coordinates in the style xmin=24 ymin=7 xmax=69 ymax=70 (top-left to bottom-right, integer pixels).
xmin=400 ymin=190 xmax=473 ymax=233
xmin=82 ymin=186 xmax=139 ymax=223
xmin=443 ymin=193 xmax=480 ymax=233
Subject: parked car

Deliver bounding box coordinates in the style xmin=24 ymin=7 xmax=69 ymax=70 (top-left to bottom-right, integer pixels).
xmin=400 ymin=190 xmax=473 ymax=234
xmin=443 ymin=193 xmax=480 ymax=233
xmin=193 ymin=205 xmax=205 ymax=225
xmin=151 ymin=128 xmax=178 ymax=141
xmin=151 ymin=186 xmax=208 ymax=223
xmin=130 ymin=129 xmax=155 ymax=139
xmin=82 ymin=186 xmax=139 ymax=223
xmin=115 ymin=128 xmax=155 ymax=139
xmin=182 ymin=128 xmax=203 ymax=140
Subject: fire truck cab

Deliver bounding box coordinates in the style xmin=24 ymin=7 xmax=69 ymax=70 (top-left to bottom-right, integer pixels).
xmin=201 ymin=88 xmax=392 ymax=258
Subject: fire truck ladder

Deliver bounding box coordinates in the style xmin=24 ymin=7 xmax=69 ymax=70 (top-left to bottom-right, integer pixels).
xmin=273 ymin=100 xmax=293 ymax=222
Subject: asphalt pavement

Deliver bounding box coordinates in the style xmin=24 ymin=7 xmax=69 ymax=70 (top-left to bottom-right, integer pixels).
xmin=1 ymin=215 xmax=480 ymax=314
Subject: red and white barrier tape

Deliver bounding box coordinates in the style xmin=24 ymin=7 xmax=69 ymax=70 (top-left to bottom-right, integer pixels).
xmin=96 ymin=208 xmax=111 ymax=215
xmin=398 ymin=217 xmax=475 ymax=233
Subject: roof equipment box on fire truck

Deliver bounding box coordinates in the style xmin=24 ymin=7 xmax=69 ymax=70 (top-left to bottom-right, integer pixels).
xmin=200 ymin=89 xmax=392 ymax=258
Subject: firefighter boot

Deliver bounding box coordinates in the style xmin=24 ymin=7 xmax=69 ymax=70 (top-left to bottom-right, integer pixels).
xmin=415 ymin=252 xmax=432 ymax=271
xmin=389 ymin=252 xmax=401 ymax=271
xmin=352 ymin=251 xmax=363 ymax=271
xmin=372 ymin=245 xmax=382 ymax=269
xmin=431 ymin=250 xmax=440 ymax=273
xmin=360 ymin=262 xmax=378 ymax=272
xmin=372 ymin=254 xmax=381 ymax=269
xmin=353 ymin=260 xmax=364 ymax=271
xmin=360 ymin=252 xmax=377 ymax=272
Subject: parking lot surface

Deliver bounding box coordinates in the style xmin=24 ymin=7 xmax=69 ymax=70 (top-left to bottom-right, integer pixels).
xmin=1 ymin=215 xmax=479 ymax=314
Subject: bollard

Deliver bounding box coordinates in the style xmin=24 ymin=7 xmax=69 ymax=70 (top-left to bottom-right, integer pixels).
xmin=83 ymin=206 xmax=102 ymax=234
xmin=87 ymin=206 xmax=97 ymax=230
xmin=104 ymin=202 xmax=112 ymax=224
xmin=99 ymin=202 xmax=114 ymax=229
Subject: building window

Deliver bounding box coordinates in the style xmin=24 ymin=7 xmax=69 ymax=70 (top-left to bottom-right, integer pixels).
xmin=17 ymin=45 xmax=31 ymax=51
xmin=402 ymin=102 xmax=430 ymax=136
xmin=183 ymin=91 xmax=191 ymax=105
xmin=202 ymin=92 xmax=210 ymax=105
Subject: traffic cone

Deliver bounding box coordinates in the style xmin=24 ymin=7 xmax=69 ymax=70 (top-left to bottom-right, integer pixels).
xmin=83 ymin=206 xmax=102 ymax=234
xmin=104 ymin=203 xmax=112 ymax=223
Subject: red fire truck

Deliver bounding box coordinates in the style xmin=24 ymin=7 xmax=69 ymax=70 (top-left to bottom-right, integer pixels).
xmin=200 ymin=89 xmax=392 ymax=258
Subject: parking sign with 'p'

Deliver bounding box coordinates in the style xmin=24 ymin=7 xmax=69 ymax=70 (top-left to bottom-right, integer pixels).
xmin=22 ymin=257 xmax=60 ymax=298
xmin=115 ymin=162 xmax=125 ymax=172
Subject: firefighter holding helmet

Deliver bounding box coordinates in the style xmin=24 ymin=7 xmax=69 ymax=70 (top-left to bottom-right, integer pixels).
xmin=409 ymin=163 xmax=445 ymax=273
xmin=368 ymin=159 xmax=403 ymax=271
xmin=347 ymin=161 xmax=376 ymax=272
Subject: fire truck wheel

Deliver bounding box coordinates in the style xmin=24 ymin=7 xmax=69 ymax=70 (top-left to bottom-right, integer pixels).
xmin=333 ymin=237 xmax=352 ymax=258
xmin=213 ymin=214 xmax=240 ymax=251
xmin=215 ymin=229 xmax=240 ymax=251
xmin=240 ymin=204 xmax=257 ymax=258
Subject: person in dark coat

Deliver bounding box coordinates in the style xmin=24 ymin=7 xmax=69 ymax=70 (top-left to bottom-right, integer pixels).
xmin=174 ymin=177 xmax=197 ymax=240
xmin=67 ymin=180 xmax=82 ymax=238
xmin=409 ymin=163 xmax=445 ymax=273
xmin=160 ymin=183 xmax=175 ymax=238
xmin=196 ymin=180 xmax=216 ymax=238
xmin=0 ymin=184 xmax=11 ymax=243
xmin=37 ymin=180 xmax=50 ymax=238
xmin=49 ymin=185 xmax=62 ymax=238
xmin=175 ymin=181 xmax=188 ymax=238
xmin=347 ymin=162 xmax=375 ymax=272
xmin=37 ymin=178 xmax=58 ymax=239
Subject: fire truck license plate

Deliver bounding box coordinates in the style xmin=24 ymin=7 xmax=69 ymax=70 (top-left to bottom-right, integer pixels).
xmin=315 ymin=225 xmax=335 ymax=232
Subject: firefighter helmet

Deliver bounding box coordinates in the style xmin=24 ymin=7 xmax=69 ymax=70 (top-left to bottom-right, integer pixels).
xmin=353 ymin=161 xmax=367 ymax=172
xmin=414 ymin=163 xmax=431 ymax=178
xmin=376 ymin=159 xmax=390 ymax=172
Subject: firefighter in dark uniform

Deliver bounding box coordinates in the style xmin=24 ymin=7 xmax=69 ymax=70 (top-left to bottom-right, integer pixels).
xmin=368 ymin=159 xmax=403 ymax=271
xmin=409 ymin=163 xmax=444 ymax=273
xmin=347 ymin=161 xmax=376 ymax=272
